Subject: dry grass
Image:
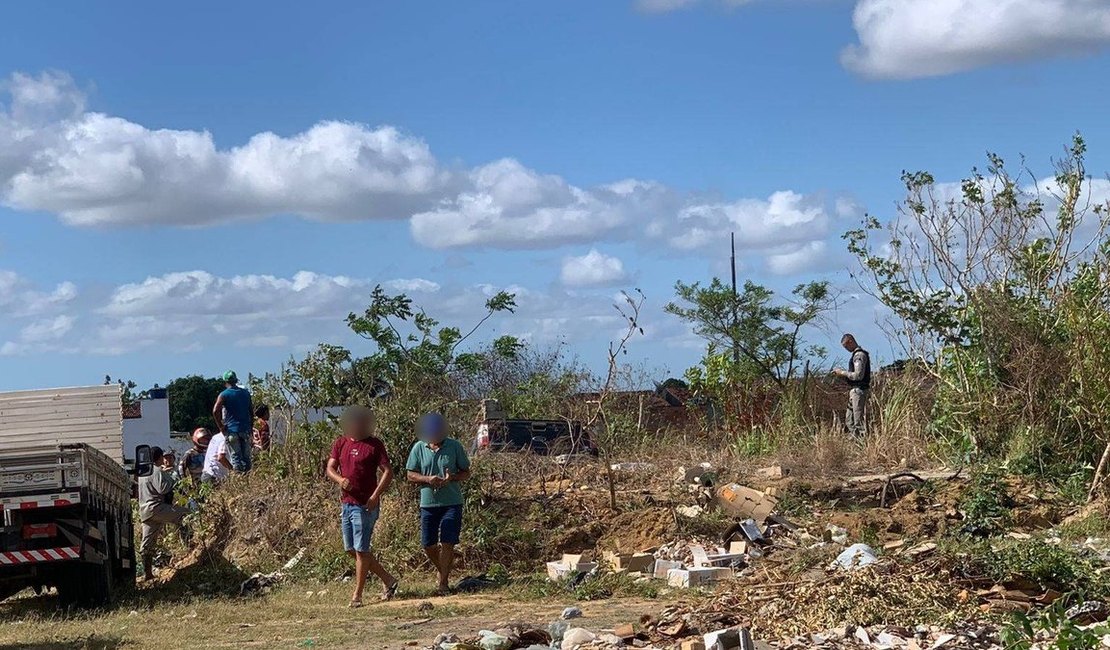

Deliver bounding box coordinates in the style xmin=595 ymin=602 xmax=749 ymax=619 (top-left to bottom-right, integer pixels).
xmin=0 ymin=583 xmax=671 ymax=650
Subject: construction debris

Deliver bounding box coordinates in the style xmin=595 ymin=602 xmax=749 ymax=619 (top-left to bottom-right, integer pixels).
xmin=546 ymin=553 xmax=598 ymax=581
xmin=716 ymin=484 xmax=778 ymax=524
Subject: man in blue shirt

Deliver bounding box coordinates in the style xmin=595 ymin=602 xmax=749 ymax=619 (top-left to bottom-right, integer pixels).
xmin=212 ymin=370 xmax=253 ymax=473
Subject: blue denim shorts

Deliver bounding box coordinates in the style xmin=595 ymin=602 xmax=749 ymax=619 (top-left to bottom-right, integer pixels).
xmin=420 ymin=504 xmax=463 ymax=548
xmin=340 ymin=503 xmax=380 ymax=553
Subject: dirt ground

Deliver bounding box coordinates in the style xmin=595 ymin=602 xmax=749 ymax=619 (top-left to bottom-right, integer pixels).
xmin=0 ymin=585 xmax=674 ymax=650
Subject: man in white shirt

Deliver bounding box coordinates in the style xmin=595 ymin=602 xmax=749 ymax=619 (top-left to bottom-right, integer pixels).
xmin=201 ymin=431 xmax=232 ymax=484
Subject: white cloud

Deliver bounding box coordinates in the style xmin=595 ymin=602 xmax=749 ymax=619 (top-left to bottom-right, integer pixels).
xmin=382 ymin=278 xmax=442 ymax=293
xmin=103 ymin=270 xmax=370 ymax=319
xmin=842 ymin=0 xmax=1110 ymax=79
xmin=0 ymin=270 xmax=77 ymax=317
xmin=561 ymin=249 xmax=630 ymax=287
xmin=1 ymin=72 xmax=453 ymax=227
xmin=765 ymin=241 xmax=828 ymax=275
xmin=654 ymin=190 xmax=830 ymax=252
xmin=20 ymin=315 xmax=75 ymax=342
xmin=410 ymin=160 xmax=674 ymax=249
xmin=1 ymin=71 xmax=838 ymax=257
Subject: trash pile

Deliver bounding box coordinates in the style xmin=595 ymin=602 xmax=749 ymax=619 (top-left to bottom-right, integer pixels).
xmin=546 ymin=473 xmax=795 ymax=592
xmin=427 ymin=618 xmax=664 ymax=650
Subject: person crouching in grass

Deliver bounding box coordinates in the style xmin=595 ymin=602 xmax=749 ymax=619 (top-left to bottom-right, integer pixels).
xmin=405 ymin=412 xmax=471 ymax=595
xmin=326 ymin=406 xmax=399 ymax=607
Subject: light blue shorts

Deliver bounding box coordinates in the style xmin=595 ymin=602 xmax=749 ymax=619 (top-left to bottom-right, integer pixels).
xmin=340 ymin=503 xmax=379 ymax=553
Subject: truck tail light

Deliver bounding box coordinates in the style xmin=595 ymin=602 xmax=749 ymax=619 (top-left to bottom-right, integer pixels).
xmin=22 ymin=523 xmax=57 ymax=540
xmin=476 ymin=424 xmax=490 ymax=449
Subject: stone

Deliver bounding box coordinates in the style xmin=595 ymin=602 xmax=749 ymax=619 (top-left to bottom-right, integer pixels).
xmin=477 ymin=630 xmax=511 ymax=650
xmin=561 ymin=628 xmax=597 ymax=649
xmin=561 ymin=606 xmax=584 ymax=620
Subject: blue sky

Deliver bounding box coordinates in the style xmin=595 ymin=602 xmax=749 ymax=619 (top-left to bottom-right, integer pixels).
xmin=1 ymin=0 xmax=1109 ymax=391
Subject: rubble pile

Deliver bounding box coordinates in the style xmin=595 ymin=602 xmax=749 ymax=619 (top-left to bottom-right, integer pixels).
xmin=433 ymin=468 xmax=1110 ymax=650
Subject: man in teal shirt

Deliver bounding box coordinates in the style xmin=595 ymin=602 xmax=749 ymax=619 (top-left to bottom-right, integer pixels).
xmin=405 ymin=413 xmax=470 ymax=595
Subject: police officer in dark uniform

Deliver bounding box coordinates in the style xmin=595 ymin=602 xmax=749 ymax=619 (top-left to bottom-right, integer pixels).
xmin=834 ymin=333 xmax=871 ymax=437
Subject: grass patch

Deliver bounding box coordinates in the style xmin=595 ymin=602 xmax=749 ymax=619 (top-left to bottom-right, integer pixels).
xmin=957 ymin=465 xmax=1014 ymax=537
xmin=945 ymin=537 xmax=1109 ymax=597
xmin=1058 ymin=511 xmax=1110 ymax=541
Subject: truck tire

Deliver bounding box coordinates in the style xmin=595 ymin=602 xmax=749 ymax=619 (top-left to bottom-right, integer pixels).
xmin=56 ymin=560 xmax=113 ymax=608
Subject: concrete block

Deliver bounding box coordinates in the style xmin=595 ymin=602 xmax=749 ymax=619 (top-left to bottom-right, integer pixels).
xmin=667 ymin=567 xmax=732 ymax=588
xmin=605 ymin=551 xmax=655 ymax=573
xmin=546 ymin=561 xmax=597 ymax=581
xmin=653 ymin=559 xmax=683 ymax=579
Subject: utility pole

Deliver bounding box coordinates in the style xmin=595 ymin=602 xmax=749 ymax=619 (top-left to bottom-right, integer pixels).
xmin=731 ymin=232 xmax=739 ymax=364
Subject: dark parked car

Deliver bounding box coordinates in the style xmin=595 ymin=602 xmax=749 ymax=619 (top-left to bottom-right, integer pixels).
xmin=475 ymin=418 xmax=597 ymax=456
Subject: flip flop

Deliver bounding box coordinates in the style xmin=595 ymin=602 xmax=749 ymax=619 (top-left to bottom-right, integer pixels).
xmin=348 ymin=599 xmax=363 ymax=608
xmin=381 ymin=581 xmax=399 ymax=601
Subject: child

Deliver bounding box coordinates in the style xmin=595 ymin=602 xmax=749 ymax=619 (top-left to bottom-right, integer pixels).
xmin=325 ymin=406 xmax=398 ymax=606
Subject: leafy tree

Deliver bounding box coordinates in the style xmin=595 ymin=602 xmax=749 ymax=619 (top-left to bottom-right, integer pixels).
xmin=845 ymin=134 xmax=1110 ymax=493
xmin=665 ymin=278 xmax=834 ymax=386
xmin=165 ymin=375 xmax=225 ymax=432
xmin=104 ymin=375 xmax=146 ymax=407
xmin=252 ymin=285 xmax=524 ymax=474
xmin=345 ymin=284 xmax=521 ymax=384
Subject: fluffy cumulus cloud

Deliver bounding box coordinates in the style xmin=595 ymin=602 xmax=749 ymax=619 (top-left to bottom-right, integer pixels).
xmin=20 ymin=315 xmax=75 ymax=343
xmin=1 ymin=71 xmax=837 ymax=262
xmin=102 ymin=270 xmax=370 ymax=319
xmin=410 ymin=160 xmax=677 ymax=249
xmin=0 ymin=270 xmax=77 ymax=317
xmin=560 ymin=249 xmax=630 ymax=287
xmin=765 ymin=241 xmax=828 ymax=275
xmin=0 ymin=72 xmax=453 ymax=226
xmin=0 ymin=267 xmax=640 ymax=358
xmin=654 ymin=190 xmax=830 ymax=252
xmin=842 ymin=0 xmax=1110 ymax=79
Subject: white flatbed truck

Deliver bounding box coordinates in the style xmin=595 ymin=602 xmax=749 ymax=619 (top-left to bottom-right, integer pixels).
xmin=0 ymin=385 xmax=152 ymax=606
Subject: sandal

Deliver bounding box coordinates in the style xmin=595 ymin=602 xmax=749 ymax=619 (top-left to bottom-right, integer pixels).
xmin=348 ymin=598 xmax=363 ymax=608
xmin=381 ymin=581 xmax=399 ymax=601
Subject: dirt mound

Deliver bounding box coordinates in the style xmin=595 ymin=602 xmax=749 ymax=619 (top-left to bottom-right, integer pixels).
xmin=595 ymin=508 xmax=679 ymax=553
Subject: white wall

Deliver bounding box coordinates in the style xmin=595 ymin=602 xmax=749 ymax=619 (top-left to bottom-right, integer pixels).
xmin=122 ymin=395 xmax=171 ymax=463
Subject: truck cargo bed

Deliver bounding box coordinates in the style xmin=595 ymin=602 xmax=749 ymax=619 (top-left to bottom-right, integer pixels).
xmin=0 ymin=386 xmax=123 ymax=463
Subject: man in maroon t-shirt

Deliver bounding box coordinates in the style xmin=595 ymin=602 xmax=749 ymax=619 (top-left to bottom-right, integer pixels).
xmin=326 ymin=406 xmax=398 ymax=606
